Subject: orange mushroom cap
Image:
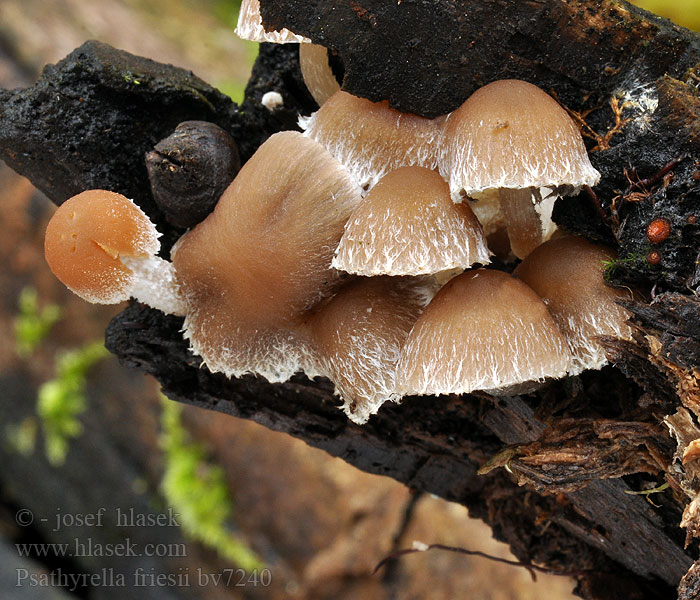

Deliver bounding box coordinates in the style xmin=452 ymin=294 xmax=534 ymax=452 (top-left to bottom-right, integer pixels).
xmin=44 ymin=190 xmax=159 ymax=304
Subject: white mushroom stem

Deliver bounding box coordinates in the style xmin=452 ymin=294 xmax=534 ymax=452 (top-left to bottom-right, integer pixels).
xmin=121 ymin=255 xmax=188 ymax=316
xmin=498 ymin=187 xmax=543 ymax=260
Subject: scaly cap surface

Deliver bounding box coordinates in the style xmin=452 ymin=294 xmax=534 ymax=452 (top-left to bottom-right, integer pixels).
xmin=396 ymin=269 xmax=571 ymax=396
xmin=439 ymin=79 xmax=600 ymax=200
xmin=333 ymin=166 xmax=490 ymax=276
xmin=309 ymin=276 xmax=426 ymax=423
xmin=302 ymin=90 xmax=443 ymax=193
xmin=514 ymin=236 xmax=634 ymax=375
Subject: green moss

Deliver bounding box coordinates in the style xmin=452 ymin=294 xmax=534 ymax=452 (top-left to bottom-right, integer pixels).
xmin=602 ymin=257 xmax=620 ymax=281
xmin=13 ymin=294 xmax=106 ymax=464
xmin=601 ymin=253 xmax=647 ymax=281
xmin=14 ymin=287 xmax=61 ymax=357
xmin=159 ymin=395 xmax=263 ymax=571
xmin=37 ymin=341 xmax=109 ymax=465
xmin=4 ymin=417 xmax=38 ymax=456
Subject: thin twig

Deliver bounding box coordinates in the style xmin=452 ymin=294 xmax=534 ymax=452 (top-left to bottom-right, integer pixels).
xmin=623 ymin=154 xmax=690 ymax=196
xmin=373 ymin=542 xmax=586 ymax=581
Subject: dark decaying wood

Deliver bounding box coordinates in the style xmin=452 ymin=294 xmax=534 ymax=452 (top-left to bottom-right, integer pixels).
xmin=260 ymin=0 xmax=700 ymax=117
xmin=1 ymin=0 xmax=700 ymax=597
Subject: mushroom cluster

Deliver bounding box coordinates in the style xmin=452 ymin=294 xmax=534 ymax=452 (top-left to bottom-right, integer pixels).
xmin=43 ymin=17 xmax=636 ymax=424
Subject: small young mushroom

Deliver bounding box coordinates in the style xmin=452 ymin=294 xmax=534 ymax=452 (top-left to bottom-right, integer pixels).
xmin=235 ymin=0 xmax=310 ymax=43
xmin=396 ymin=269 xmax=571 ymax=396
xmin=333 ymin=166 xmax=491 ymax=276
xmin=305 ymin=276 xmax=427 ymax=424
xmin=439 ymin=79 xmax=600 ymax=259
xmin=44 ymin=189 xmax=186 ymax=315
xmin=299 ymin=43 xmax=341 ymax=106
xmin=171 ymin=130 xmax=363 ymax=382
xmin=513 ymin=235 xmax=634 ymax=375
xmin=261 ymin=91 xmax=285 ymax=111
xmin=301 ymin=90 xmax=443 ymax=193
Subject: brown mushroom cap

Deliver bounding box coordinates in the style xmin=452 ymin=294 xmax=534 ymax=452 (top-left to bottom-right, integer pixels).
xmin=439 ymin=79 xmax=600 ymax=198
xmin=396 ymin=269 xmax=571 ymax=396
xmin=333 ymin=166 xmax=491 ymax=276
xmin=439 ymin=79 xmax=600 ymax=258
xmin=235 ymin=0 xmax=310 ymax=43
xmin=171 ymin=130 xmax=362 ymax=382
xmin=44 ymin=189 xmax=159 ymax=303
xmin=307 ymin=276 xmax=426 ymax=423
xmin=299 ymin=43 xmax=341 ymax=106
xmin=513 ymin=236 xmax=634 ymax=375
xmin=301 ymin=90 xmax=443 ymax=193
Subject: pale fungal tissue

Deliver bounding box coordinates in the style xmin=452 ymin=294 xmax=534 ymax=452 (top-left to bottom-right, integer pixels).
xmin=261 ymin=91 xmax=284 ymax=111
xmin=235 ymin=0 xmax=310 ymax=43
xmin=300 ymin=90 xmax=443 ymax=194
xmin=618 ymin=78 xmax=660 ymax=133
xmin=43 ymin=17 xmax=638 ymax=425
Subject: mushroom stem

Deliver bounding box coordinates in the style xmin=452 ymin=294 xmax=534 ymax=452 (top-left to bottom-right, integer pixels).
xmin=44 ymin=189 xmax=188 ymax=315
xmin=498 ymin=187 xmax=542 ymax=259
xmin=299 ymin=43 xmax=341 ymax=106
xmin=121 ymin=255 xmax=187 ymax=317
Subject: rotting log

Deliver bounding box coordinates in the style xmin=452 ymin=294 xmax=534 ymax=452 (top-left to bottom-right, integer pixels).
xmin=1 ymin=1 xmax=700 ymax=598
